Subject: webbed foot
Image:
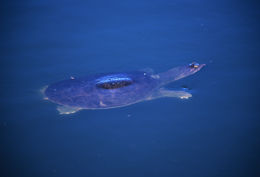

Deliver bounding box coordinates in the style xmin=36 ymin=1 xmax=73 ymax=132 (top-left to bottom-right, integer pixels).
xmin=148 ymin=88 xmax=192 ymax=100
xmin=159 ymin=88 xmax=192 ymax=99
xmin=57 ymin=105 xmax=82 ymax=115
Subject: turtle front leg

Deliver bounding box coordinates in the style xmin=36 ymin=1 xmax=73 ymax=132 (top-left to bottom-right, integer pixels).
xmin=147 ymin=88 xmax=192 ymax=100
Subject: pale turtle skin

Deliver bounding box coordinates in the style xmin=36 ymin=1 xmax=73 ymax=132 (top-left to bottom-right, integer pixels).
xmin=43 ymin=62 xmax=205 ymax=114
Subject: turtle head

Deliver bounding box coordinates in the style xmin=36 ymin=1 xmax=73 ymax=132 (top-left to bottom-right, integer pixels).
xmin=158 ymin=62 xmax=206 ymax=85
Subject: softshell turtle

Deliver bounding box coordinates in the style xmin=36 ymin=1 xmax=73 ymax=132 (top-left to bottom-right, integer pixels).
xmin=43 ymin=62 xmax=205 ymax=114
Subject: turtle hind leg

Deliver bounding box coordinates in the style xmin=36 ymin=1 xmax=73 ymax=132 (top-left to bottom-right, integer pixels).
xmin=148 ymin=88 xmax=192 ymax=100
xmin=57 ymin=105 xmax=82 ymax=115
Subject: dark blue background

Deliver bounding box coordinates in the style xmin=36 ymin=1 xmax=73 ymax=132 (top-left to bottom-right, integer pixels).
xmin=1 ymin=0 xmax=260 ymax=177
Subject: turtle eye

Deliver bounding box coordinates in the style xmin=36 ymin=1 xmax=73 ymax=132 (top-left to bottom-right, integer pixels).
xmin=95 ymin=74 xmax=133 ymax=89
xmin=189 ymin=62 xmax=200 ymax=69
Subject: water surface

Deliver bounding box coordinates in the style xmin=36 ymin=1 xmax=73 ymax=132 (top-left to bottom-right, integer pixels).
xmin=1 ymin=0 xmax=259 ymax=177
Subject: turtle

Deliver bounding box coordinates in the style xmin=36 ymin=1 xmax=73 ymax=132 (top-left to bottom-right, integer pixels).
xmin=43 ymin=62 xmax=205 ymax=114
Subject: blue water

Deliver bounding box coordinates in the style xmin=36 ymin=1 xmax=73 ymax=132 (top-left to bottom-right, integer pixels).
xmin=1 ymin=0 xmax=260 ymax=177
